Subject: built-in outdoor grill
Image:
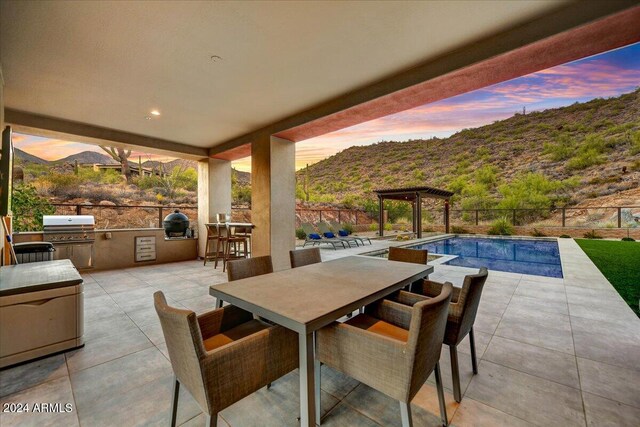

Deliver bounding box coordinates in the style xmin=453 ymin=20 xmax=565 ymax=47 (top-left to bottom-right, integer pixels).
xmin=43 ymin=215 xmax=96 ymax=269
xmin=163 ymin=209 xmax=190 ymax=238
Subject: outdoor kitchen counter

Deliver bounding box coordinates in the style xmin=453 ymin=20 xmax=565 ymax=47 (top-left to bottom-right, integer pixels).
xmin=0 ymin=259 xmax=84 ymax=368
xmin=0 ymin=259 xmax=82 ymax=296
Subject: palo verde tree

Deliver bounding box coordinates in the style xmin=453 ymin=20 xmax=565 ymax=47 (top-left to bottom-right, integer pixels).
xmin=99 ymin=146 xmax=132 ymax=182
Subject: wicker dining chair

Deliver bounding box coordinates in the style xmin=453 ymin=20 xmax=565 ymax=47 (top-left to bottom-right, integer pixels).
xmin=289 ymin=247 xmax=322 ymax=268
xmin=388 ymin=246 xmax=428 ymax=264
xmin=216 ymin=256 xmax=274 ymax=308
xmin=316 ymin=283 xmax=453 ymax=427
xmin=391 ymin=267 xmax=488 ymax=402
xmin=154 ymin=291 xmax=298 ymax=427
xmin=388 ymin=246 xmax=429 ymax=293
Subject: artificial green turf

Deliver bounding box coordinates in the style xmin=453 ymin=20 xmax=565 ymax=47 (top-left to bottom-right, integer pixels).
xmin=575 ymin=239 xmax=640 ymax=317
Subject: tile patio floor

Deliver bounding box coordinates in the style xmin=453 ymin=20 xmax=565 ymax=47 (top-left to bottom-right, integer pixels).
xmin=1 ymin=237 xmax=639 ymax=426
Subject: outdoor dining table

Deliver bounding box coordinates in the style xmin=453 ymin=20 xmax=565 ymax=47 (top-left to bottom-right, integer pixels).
xmin=209 ymin=255 xmax=433 ymax=427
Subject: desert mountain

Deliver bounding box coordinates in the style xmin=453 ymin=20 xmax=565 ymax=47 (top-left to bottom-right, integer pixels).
xmin=14 ymin=148 xmax=48 ymax=164
xmin=298 ymin=89 xmax=640 ymax=208
xmin=55 ymin=151 xmax=118 ymax=165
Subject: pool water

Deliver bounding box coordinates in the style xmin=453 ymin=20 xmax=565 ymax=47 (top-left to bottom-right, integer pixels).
xmin=410 ymin=237 xmax=563 ymax=278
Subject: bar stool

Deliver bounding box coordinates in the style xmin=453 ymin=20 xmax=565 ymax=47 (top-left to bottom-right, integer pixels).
xmin=234 ymin=225 xmax=252 ymax=256
xmin=203 ymin=224 xmax=224 ymax=267
xmin=223 ymin=225 xmax=248 ymax=272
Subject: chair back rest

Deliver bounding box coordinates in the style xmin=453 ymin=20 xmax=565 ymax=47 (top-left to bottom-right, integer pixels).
xmin=317 ymin=221 xmax=332 ymax=234
xmin=407 ymin=283 xmax=452 ymax=400
xmin=154 ymin=291 xmax=209 ymax=410
xmin=230 ymin=225 xmax=251 ymax=237
xmin=227 ymin=255 xmax=273 ymax=281
xmin=301 ymin=223 xmax=317 ymax=236
xmin=206 ymin=224 xmax=220 ymax=239
xmin=454 ymin=267 xmax=488 ymax=341
xmin=290 ymin=248 xmax=322 ymax=268
xmin=388 ymin=247 xmax=428 ymax=265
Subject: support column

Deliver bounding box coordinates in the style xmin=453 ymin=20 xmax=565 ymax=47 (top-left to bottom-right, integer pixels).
xmin=251 ymin=136 xmax=295 ymax=271
xmin=378 ymin=196 xmax=384 ymax=237
xmin=197 ymin=158 xmax=232 ymax=258
xmin=444 ymin=199 xmax=450 ymax=234
xmin=417 ymin=193 xmax=422 ymax=239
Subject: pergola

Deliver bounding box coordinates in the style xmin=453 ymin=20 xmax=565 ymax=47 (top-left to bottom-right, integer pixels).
xmin=374 ymin=186 xmax=454 ymax=238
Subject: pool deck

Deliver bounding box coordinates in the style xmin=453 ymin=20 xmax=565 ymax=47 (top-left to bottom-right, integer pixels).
xmin=1 ymin=236 xmax=639 ymax=426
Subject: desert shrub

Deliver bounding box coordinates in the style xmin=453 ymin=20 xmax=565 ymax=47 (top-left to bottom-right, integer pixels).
xmin=497 ymin=173 xmax=572 ymax=210
xmin=476 ymin=147 xmax=490 ymax=157
xmin=295 ymin=228 xmax=306 ymax=240
xmin=395 ymin=217 xmax=411 ymax=226
xmin=621 ymin=237 xmax=635 ymax=242
xmin=99 ymin=169 xmax=124 ymax=184
xmin=448 ymin=175 xmax=469 ymax=194
xmin=136 ymin=175 xmax=163 ymax=190
xmin=566 ymin=149 xmax=605 ymax=170
xmin=341 ymin=194 xmax=359 ymax=209
xmin=456 ymin=159 xmax=471 ymax=173
xmin=232 ymin=185 xmax=251 ymax=205
xmin=451 ymin=226 xmax=469 ymax=234
xmin=173 ymin=167 xmax=198 ymax=191
xmin=461 ymin=183 xmax=495 ymax=210
xmin=474 ymin=165 xmax=498 ymax=187
xmin=384 ymin=222 xmax=393 ymax=231
xmin=583 ymin=229 xmax=603 ymax=239
xmin=310 ymin=193 xmax=336 ymax=203
xmin=77 ymin=167 xmax=102 ymax=182
xmin=531 ymin=228 xmax=547 ymax=237
xmin=34 ymin=172 xmax=82 ymax=196
xmin=543 ymin=134 xmax=575 ymax=161
xmin=362 ymin=198 xmax=411 ymax=224
xmin=342 ymin=223 xmax=354 ymax=234
xmin=487 ymin=217 xmax=514 ymax=236
xmin=369 ymin=223 xmax=378 ymax=232
xmin=630 ymin=131 xmax=640 ymax=155
xmin=413 ymin=169 xmax=426 ymax=180
xmin=559 ymin=234 xmax=572 ymax=238
xmin=11 ymin=184 xmax=56 ymax=232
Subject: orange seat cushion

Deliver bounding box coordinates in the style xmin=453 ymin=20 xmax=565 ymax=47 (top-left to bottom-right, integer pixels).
xmin=345 ymin=314 xmax=409 ymax=342
xmin=202 ymin=319 xmax=269 ymax=351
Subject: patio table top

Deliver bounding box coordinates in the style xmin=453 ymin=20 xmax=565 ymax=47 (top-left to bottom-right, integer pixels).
xmin=209 ymin=255 xmax=433 ymax=334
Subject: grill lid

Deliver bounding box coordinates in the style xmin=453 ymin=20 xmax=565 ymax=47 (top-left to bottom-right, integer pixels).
xmin=43 ymin=215 xmax=95 ymax=227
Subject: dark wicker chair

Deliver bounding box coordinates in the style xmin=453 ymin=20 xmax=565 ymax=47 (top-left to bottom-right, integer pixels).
xmin=388 ymin=246 xmax=429 ymax=292
xmin=154 ymin=291 xmax=298 ymax=427
xmin=391 ymin=267 xmax=488 ymax=402
xmin=316 ymin=283 xmax=453 ymax=427
xmin=216 ymin=256 xmax=274 ymax=308
xmin=388 ymin=246 xmax=428 ymax=264
xmin=289 ymin=247 xmax=322 ymax=268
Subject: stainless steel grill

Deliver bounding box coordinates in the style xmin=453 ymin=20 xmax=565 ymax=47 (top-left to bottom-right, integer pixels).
xmin=43 ymin=215 xmax=95 ymax=269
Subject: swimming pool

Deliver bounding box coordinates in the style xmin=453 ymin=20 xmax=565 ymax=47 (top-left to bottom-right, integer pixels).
xmin=409 ymin=237 xmax=563 ymax=278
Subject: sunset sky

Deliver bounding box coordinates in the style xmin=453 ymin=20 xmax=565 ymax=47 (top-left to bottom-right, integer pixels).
xmin=14 ymin=42 xmax=640 ymax=172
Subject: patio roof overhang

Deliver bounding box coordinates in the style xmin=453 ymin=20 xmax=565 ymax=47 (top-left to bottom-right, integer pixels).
xmin=1 ymin=2 xmax=638 ymax=160
xmin=210 ymin=3 xmax=640 ymax=160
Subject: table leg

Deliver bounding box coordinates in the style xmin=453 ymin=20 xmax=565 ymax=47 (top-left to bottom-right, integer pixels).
xmin=299 ymin=332 xmax=315 ymax=427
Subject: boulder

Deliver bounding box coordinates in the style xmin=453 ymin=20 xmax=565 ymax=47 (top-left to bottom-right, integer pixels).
xmin=98 ymin=200 xmax=117 ymax=206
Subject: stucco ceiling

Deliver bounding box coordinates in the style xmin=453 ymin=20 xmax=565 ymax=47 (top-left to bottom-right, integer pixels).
xmin=1 ymin=1 xmax=571 ymax=150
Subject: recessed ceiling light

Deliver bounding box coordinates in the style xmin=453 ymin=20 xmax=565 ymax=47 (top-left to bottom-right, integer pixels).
xmin=150 ymin=110 xmax=161 ymax=116
xmin=210 ymin=55 xmax=222 ymax=62
xmin=145 ymin=116 xmax=152 ymax=120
